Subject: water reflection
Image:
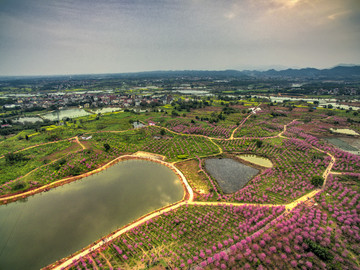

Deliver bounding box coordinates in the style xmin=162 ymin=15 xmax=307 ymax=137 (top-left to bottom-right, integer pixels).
xmin=0 ymin=160 xmax=184 ymax=270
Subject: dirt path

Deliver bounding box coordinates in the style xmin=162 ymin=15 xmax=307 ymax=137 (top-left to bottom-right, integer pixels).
xmin=229 ymin=105 xmax=261 ymax=140
xmin=209 ymin=138 xmax=223 ymax=155
xmin=75 ymin=136 xmax=86 ymax=150
xmin=99 ymin=252 xmax=112 ymax=269
xmin=5 ymin=113 xmax=339 ymax=270
xmin=154 ymin=125 xmax=219 ymax=140
xmin=229 ymin=114 xmax=252 ymax=140
xmin=278 ymin=119 xmax=298 ymax=137
xmin=49 ymin=145 xmax=335 ymax=270
xmin=6 ymin=145 xmax=86 ymax=186
xmin=0 ymin=137 xmax=76 ymax=160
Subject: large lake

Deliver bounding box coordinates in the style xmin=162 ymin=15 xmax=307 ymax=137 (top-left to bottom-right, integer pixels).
xmin=0 ymin=159 xmax=184 ymax=270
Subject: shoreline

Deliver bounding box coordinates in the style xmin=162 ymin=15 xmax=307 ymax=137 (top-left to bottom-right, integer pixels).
xmin=0 ymin=152 xmax=192 ymax=205
xmin=41 ymin=155 xmax=193 ymax=270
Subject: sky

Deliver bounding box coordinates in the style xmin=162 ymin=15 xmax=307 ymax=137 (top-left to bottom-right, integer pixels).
xmin=0 ymin=0 xmax=359 ymax=76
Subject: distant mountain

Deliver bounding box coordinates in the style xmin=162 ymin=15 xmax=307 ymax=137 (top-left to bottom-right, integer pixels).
xmin=117 ymin=65 xmax=360 ymax=80
xmin=247 ymin=65 xmax=360 ymax=79
xmin=0 ymin=65 xmax=359 ymax=81
xmin=108 ymin=69 xmax=248 ymax=79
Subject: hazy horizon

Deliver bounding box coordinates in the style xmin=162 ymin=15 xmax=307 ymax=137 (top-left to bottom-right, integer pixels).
xmin=1 ymin=0 xmax=359 ymax=76
xmin=0 ymin=64 xmax=359 ymax=79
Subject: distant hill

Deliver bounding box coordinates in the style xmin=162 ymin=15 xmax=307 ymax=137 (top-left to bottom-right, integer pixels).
xmin=109 ymin=66 xmax=360 ymax=80
xmin=107 ymin=69 xmax=248 ymax=79
xmin=0 ymin=65 xmax=359 ymax=81
xmin=245 ymin=65 xmax=360 ymax=79
xmin=99 ymin=65 xmax=360 ymax=80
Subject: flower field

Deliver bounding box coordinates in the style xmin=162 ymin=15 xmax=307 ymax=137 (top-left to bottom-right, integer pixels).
xmin=0 ymin=127 xmax=79 ymax=156
xmin=207 ymin=138 xmax=330 ymax=204
xmin=233 ymin=117 xmax=284 ymax=138
xmin=66 ymin=204 xmax=285 ymax=270
xmin=285 ymin=125 xmax=360 ymax=172
xmin=1 ymin=101 xmax=360 ymax=269
xmin=163 ymin=118 xmax=237 ymax=138
xmin=24 ymin=148 xmax=121 ymax=186
xmin=0 ymin=140 xmax=74 ymax=195
xmin=88 ymin=127 xmax=220 ymax=161
xmin=201 ymin=174 xmax=360 ymax=270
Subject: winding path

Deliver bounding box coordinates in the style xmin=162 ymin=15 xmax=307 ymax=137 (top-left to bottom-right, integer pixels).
xmin=0 ymin=113 xmax=341 ymax=269
xmin=0 ymin=137 xmax=77 ymax=159
xmin=229 ymin=111 xmax=255 ymax=140
xmin=48 ymin=131 xmax=337 ymax=270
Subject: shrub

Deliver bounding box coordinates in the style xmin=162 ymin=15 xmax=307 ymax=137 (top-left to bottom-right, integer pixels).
xmin=13 ymin=181 xmax=25 ymax=190
xmin=104 ymin=143 xmax=111 ymax=152
xmin=304 ymin=239 xmax=334 ymax=262
xmin=5 ymin=152 xmax=29 ymax=164
xmin=254 ymin=139 xmax=263 ymax=148
xmin=311 ymin=176 xmax=324 ymax=187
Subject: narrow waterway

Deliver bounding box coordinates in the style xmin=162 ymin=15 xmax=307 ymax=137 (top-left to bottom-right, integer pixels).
xmin=0 ymin=159 xmax=184 ymax=270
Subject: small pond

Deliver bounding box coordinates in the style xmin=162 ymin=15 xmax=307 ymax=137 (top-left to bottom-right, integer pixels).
xmin=177 ymin=90 xmax=212 ymax=96
xmin=330 ymin=128 xmax=359 ymax=136
xmin=15 ymin=116 xmax=43 ymax=124
xmin=94 ymin=107 xmax=122 ymax=114
xmin=237 ymin=154 xmax=273 ymax=168
xmin=0 ymin=159 xmax=184 ymax=270
xmin=205 ymin=158 xmax=259 ymax=193
xmin=324 ymin=137 xmax=360 ymax=155
xmin=42 ymin=108 xmax=90 ymax=121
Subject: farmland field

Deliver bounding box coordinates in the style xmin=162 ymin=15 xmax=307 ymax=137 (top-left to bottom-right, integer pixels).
xmin=0 ymin=100 xmax=359 ymax=270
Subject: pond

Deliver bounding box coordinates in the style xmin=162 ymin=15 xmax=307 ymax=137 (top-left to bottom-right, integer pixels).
xmin=42 ymin=108 xmax=90 ymax=121
xmin=237 ymin=154 xmax=273 ymax=168
xmin=256 ymin=96 xmax=360 ymax=111
xmin=177 ymin=90 xmax=212 ymax=96
xmin=324 ymin=137 xmax=360 ymax=155
xmin=15 ymin=116 xmax=43 ymax=124
xmin=94 ymin=107 xmax=122 ymax=114
xmin=0 ymin=159 xmax=184 ymax=270
xmin=330 ymin=128 xmax=359 ymax=136
xmin=205 ymin=158 xmax=259 ymax=193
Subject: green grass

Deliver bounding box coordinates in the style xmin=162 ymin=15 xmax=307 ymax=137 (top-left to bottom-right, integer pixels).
xmin=0 ymin=141 xmax=74 ymax=194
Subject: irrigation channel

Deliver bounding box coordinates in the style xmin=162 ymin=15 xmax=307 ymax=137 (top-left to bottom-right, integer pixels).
xmin=0 ymin=159 xmax=184 ymax=270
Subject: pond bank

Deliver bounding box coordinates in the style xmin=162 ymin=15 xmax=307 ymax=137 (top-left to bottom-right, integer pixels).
xmin=0 ymin=159 xmax=191 ymax=270
xmin=0 ymin=152 xmax=191 ymax=205
xmin=204 ymin=157 xmax=259 ymax=193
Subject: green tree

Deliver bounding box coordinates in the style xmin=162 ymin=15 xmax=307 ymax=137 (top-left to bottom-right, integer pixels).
xmin=311 ymin=175 xmax=324 ymax=187
xmin=104 ymin=143 xmax=111 ymax=152
xmin=5 ymin=152 xmax=29 ymax=164
xmin=255 ymin=139 xmax=263 ymax=148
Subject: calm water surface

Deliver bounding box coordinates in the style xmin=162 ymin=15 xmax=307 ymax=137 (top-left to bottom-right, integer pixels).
xmin=0 ymin=160 xmax=184 ymax=270
xmin=205 ymin=158 xmax=259 ymax=193
xmin=42 ymin=108 xmax=90 ymax=120
xmin=15 ymin=117 xmax=43 ymax=124
xmin=237 ymin=154 xmax=273 ymax=168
